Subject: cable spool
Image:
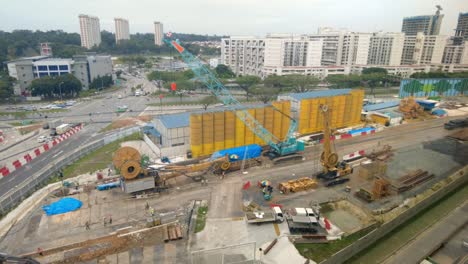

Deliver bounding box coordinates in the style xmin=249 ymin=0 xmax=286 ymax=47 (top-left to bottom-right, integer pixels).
xmin=121 ymin=160 xmax=141 ymax=180
xmin=113 ymin=146 xmax=141 ymax=169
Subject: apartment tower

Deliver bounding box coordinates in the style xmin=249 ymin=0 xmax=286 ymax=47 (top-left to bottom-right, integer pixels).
xmin=79 ymin=14 xmax=101 ymax=49
xmin=114 ymin=18 xmax=130 ymax=44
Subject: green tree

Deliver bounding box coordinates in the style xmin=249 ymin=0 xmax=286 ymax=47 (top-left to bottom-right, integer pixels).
xmin=433 ymin=80 xmax=451 ymax=96
xmin=361 ymin=73 xmax=385 ymax=96
xmin=454 ymin=79 xmax=468 ymax=95
xmin=251 ymin=86 xmax=281 ymax=104
xmin=422 ymin=84 xmax=434 ymax=97
xmin=90 ymin=75 xmax=113 ymax=90
xmin=215 ymin=64 xmax=235 ymax=78
xmin=0 ymin=73 xmax=14 ymax=99
xmin=236 ymin=75 xmax=261 ymax=100
xmin=402 ymin=80 xmax=423 ymax=97
xmin=362 ymin=67 xmax=388 ymax=75
xmin=326 ymin=74 xmax=363 ymax=88
xmin=200 ymin=95 xmax=219 ymax=110
xmin=282 ymin=74 xmax=320 ymax=93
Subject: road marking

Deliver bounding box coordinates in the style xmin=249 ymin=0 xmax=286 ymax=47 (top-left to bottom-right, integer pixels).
xmin=273 ymin=223 xmax=280 ymax=236
xmin=52 ymin=150 xmax=63 ymax=158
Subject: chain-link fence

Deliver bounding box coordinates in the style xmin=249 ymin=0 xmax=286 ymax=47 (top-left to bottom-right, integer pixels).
xmin=0 ymin=127 xmax=140 ymax=215
xmin=191 ymin=242 xmax=257 ymax=264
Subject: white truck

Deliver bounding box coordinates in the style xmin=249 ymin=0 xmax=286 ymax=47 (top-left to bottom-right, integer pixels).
xmin=55 ymin=124 xmax=71 ymax=135
xmin=245 ymin=206 xmax=284 ymax=224
xmin=290 ymin=207 xmax=320 ymax=224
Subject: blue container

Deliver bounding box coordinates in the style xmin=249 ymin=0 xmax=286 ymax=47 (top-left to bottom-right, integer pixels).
xmin=211 ymin=144 xmax=262 ymax=161
xmin=348 ymin=127 xmax=375 ymax=135
xmin=97 ymin=181 xmax=121 ymax=191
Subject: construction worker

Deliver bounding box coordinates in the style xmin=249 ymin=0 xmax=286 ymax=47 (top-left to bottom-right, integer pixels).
xmin=85 ymin=221 xmax=90 ymax=230
xmin=145 ymin=202 xmax=150 ymax=210
xmin=150 ymin=207 xmax=155 ymax=216
xmin=103 ymin=217 xmax=107 ymax=226
xmin=37 ymin=247 xmax=43 ymax=256
xmin=109 ymin=216 xmax=113 ymax=225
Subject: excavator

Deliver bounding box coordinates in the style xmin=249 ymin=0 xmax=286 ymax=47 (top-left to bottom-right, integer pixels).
xmin=316 ymin=104 xmax=353 ymax=186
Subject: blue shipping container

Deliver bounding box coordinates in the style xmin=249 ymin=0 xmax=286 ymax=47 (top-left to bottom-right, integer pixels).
xmin=97 ymin=181 xmax=121 ymax=191
xmin=348 ymin=127 xmax=375 ymax=135
xmin=211 ymin=144 xmax=262 ymax=161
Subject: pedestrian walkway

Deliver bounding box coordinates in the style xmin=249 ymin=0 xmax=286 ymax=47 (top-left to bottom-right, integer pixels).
xmin=383 ymin=202 xmax=468 ymax=264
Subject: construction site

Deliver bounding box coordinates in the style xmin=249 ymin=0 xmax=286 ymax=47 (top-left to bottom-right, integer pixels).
xmin=0 ymin=39 xmax=467 ymax=264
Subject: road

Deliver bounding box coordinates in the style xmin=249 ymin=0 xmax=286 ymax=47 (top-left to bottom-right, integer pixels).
xmin=382 ymin=202 xmax=468 ymax=264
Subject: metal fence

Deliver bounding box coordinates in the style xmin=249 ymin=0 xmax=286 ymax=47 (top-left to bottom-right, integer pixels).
xmin=191 ymin=242 xmax=257 ymax=264
xmin=0 ymin=127 xmax=141 ymax=215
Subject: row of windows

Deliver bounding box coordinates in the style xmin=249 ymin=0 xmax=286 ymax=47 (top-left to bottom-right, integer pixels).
xmin=34 ymin=72 xmax=69 ymax=78
xmin=34 ymin=65 xmax=69 ymax=71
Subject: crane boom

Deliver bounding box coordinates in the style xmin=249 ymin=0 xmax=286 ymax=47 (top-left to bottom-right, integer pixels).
xmin=164 ymin=38 xmax=302 ymax=157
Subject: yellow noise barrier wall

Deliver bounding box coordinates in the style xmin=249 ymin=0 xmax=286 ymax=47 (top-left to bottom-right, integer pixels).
xmin=190 ymin=101 xmax=291 ymax=158
xmin=298 ymin=89 xmax=364 ymax=135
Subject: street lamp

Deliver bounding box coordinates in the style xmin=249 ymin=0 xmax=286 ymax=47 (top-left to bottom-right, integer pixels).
xmin=58 ymin=81 xmax=64 ymax=100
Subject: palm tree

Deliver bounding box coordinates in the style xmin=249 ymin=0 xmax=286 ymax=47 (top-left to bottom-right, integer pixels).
xmin=402 ymin=80 xmax=423 ymax=97
xmin=433 ymin=80 xmax=451 ymax=96
xmin=454 ymin=79 xmax=468 ymax=96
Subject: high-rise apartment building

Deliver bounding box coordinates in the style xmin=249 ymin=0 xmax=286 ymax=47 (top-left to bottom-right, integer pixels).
xmin=442 ymin=38 xmax=468 ymax=64
xmin=401 ymin=9 xmax=444 ymax=36
xmin=264 ymin=35 xmax=322 ymax=67
xmin=154 ymin=22 xmax=163 ymax=46
xmin=368 ymin=32 xmax=405 ymax=66
xmin=221 ymin=36 xmax=265 ymax=77
xmin=114 ymin=18 xmax=130 ymax=44
xmin=455 ymin=12 xmax=468 ymax=42
xmin=308 ymin=28 xmax=371 ymax=66
xmin=401 ymin=33 xmax=448 ymax=65
xmin=79 ymin=14 xmax=101 ymax=49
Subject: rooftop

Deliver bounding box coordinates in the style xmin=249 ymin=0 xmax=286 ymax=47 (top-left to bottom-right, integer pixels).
xmin=363 ymin=101 xmax=400 ymax=112
xmin=284 ymin=89 xmax=352 ymax=100
xmin=156 ymin=112 xmax=190 ymax=129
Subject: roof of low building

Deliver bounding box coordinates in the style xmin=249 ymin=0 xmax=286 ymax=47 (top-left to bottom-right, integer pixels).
xmin=156 ymin=112 xmax=190 ymax=129
xmin=283 ymin=89 xmax=352 ymax=101
xmin=363 ymin=101 xmax=400 ymax=112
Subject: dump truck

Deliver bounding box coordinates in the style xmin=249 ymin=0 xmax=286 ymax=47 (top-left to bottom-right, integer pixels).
xmin=245 ymin=206 xmax=284 ymax=224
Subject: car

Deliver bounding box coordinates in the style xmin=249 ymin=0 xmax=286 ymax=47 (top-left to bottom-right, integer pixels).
xmin=118 ymin=94 xmax=123 ymax=99
xmin=65 ymin=100 xmax=76 ymax=106
xmin=37 ymin=136 xmax=47 ymax=143
xmin=42 ymin=123 xmax=50 ymax=129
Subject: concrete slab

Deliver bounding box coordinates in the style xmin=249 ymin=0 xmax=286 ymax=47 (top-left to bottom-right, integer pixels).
xmin=325 ymin=210 xmax=362 ymax=234
xmin=117 ymin=251 xmax=130 ymax=264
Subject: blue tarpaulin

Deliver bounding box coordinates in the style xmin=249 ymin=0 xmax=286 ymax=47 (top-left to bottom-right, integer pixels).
xmin=42 ymin=197 xmax=82 ymax=216
xmin=348 ymin=127 xmax=375 ymax=135
xmin=211 ymin=144 xmax=262 ymax=161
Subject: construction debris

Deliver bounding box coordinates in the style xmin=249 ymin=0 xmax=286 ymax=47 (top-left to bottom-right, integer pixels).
xmin=399 ymin=98 xmax=426 ymax=119
xmin=391 ymin=169 xmax=434 ymax=193
xmin=365 ymin=145 xmax=393 ymax=161
xmin=278 ymin=177 xmax=317 ymax=194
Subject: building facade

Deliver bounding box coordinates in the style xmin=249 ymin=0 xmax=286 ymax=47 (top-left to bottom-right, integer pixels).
xmin=308 ymin=28 xmax=371 ymax=66
xmin=114 ymin=18 xmax=130 ymax=44
xmin=221 ymin=36 xmax=265 ymax=77
xmin=79 ymin=14 xmax=101 ymax=49
xmin=154 ymin=22 xmax=163 ymax=46
xmin=455 ymin=12 xmax=468 ymax=42
xmin=7 ymin=54 xmax=113 ymax=95
xmin=264 ymin=35 xmax=323 ymax=67
xmin=442 ymin=40 xmax=468 ymax=64
xmin=401 ymin=33 xmax=448 ymax=65
xmin=368 ymin=32 xmax=405 ymax=66
xmin=401 ymin=14 xmax=443 ymax=36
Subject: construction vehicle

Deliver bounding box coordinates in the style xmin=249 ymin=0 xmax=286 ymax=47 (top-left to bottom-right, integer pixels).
xmin=317 ymin=105 xmax=353 ymax=182
xmin=164 ymin=38 xmax=304 ymax=163
xmin=278 ymin=177 xmax=317 ymax=194
xmin=245 ymin=206 xmax=284 ymax=224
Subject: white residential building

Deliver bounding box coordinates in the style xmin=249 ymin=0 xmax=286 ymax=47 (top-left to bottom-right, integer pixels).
xmin=154 ymin=22 xmax=163 ymax=46
xmin=221 ymin=36 xmax=265 ymax=77
xmin=114 ymin=18 xmax=130 ymax=44
xmin=368 ymin=32 xmax=405 ymax=66
xmin=308 ymin=28 xmax=371 ymax=66
xmin=79 ymin=14 xmax=101 ymax=49
xmin=401 ymin=33 xmax=448 ymax=65
xmin=442 ymin=39 xmax=468 ymax=64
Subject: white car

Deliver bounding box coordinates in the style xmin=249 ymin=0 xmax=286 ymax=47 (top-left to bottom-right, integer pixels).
xmin=37 ymin=136 xmax=47 ymax=143
xmin=118 ymin=94 xmax=123 ymax=99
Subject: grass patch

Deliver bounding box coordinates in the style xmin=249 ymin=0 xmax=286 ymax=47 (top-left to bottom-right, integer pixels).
xmin=347 ymin=183 xmax=468 ymax=264
xmin=296 ymin=226 xmax=375 ymax=263
xmin=0 ymin=109 xmax=68 ymax=118
xmin=60 ymin=132 xmax=142 ymax=180
xmin=194 ymin=206 xmax=208 ymax=233
xmin=9 ymin=120 xmax=37 ymax=126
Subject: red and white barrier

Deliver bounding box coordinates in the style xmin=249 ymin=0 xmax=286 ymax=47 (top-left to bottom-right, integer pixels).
xmin=1 ymin=124 xmax=83 ymax=177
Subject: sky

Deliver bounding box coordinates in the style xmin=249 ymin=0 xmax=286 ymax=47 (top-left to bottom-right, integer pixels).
xmin=0 ymin=0 xmax=467 ymax=36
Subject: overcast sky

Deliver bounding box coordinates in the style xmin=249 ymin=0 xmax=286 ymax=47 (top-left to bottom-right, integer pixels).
xmin=1 ymin=0 xmax=466 ymax=36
